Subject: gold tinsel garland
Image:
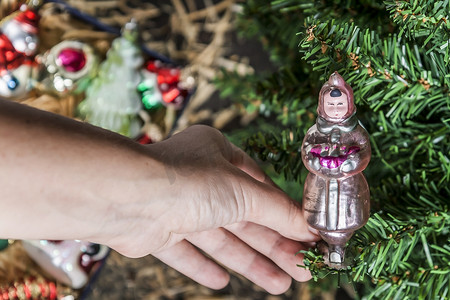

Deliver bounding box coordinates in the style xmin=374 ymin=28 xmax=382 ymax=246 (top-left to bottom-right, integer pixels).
xmin=0 ymin=242 xmax=77 ymax=298
xmin=0 ymin=274 xmax=76 ymax=300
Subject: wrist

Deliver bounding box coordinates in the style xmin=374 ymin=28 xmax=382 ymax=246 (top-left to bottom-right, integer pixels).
xmin=87 ymin=145 xmax=162 ymax=240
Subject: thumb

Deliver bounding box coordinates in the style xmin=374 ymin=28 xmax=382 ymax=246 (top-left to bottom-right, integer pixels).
xmin=222 ymin=139 xmax=318 ymax=242
xmin=235 ymin=173 xmax=320 ymax=242
xmin=220 ymin=137 xmax=320 ymax=241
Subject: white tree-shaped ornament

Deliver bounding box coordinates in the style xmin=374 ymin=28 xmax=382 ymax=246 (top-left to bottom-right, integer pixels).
xmin=79 ymin=22 xmax=143 ymax=137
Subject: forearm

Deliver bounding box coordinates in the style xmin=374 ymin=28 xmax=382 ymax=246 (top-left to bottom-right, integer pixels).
xmin=0 ymin=99 xmax=162 ymax=244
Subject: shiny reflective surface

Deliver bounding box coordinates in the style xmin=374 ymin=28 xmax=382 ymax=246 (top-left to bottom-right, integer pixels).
xmin=301 ymin=72 xmax=371 ymax=266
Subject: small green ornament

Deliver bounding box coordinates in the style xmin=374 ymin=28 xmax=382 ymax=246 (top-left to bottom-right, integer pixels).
xmin=0 ymin=239 xmax=10 ymax=251
xmin=142 ymin=93 xmax=163 ymax=110
xmin=138 ymin=81 xmax=163 ymax=110
xmin=138 ymin=71 xmax=164 ymax=111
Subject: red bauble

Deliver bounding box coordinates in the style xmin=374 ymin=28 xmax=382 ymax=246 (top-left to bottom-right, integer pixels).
xmin=136 ymin=133 xmax=153 ymax=144
xmin=0 ymin=34 xmax=26 ymax=74
xmin=144 ymin=60 xmax=189 ymax=106
xmin=0 ymin=6 xmax=39 ymax=96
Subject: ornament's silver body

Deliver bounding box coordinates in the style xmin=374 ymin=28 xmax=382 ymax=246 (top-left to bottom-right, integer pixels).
xmin=301 ymin=72 xmax=371 ymax=266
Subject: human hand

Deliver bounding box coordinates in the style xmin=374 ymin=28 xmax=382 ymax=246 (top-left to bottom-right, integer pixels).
xmin=0 ymin=100 xmax=317 ymax=294
xmin=105 ymin=125 xmax=320 ymax=295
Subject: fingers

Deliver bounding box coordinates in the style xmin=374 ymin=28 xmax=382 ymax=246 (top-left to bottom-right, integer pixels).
xmin=225 ymin=221 xmax=312 ymax=282
xmin=220 ymin=137 xmax=319 ymax=242
xmin=153 ymin=239 xmax=230 ymax=290
xmin=221 ymin=142 xmax=319 ymax=242
xmin=154 ymin=225 xmax=308 ymax=295
xmin=187 ymin=228 xmax=292 ymax=295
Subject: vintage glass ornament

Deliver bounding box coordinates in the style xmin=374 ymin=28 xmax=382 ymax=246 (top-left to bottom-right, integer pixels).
xmin=0 ymin=5 xmax=39 ymax=98
xmin=78 ymin=21 xmax=144 ymax=138
xmin=138 ymin=69 xmax=164 ymax=111
xmin=34 ymin=40 xmax=97 ymax=94
xmin=22 ymin=240 xmax=109 ymax=289
xmin=140 ymin=60 xmax=190 ymax=110
xmin=301 ymin=72 xmax=371 ymax=267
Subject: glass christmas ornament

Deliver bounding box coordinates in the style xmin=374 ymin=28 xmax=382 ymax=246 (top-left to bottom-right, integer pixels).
xmin=136 ymin=132 xmax=153 ymax=144
xmin=138 ymin=70 xmax=164 ymax=111
xmin=34 ymin=40 xmax=97 ymax=94
xmin=142 ymin=60 xmax=190 ymax=110
xmin=301 ymin=72 xmax=371 ymax=268
xmin=78 ymin=21 xmax=144 ymax=138
xmin=58 ymin=48 xmax=87 ymax=72
xmin=22 ymin=240 xmax=109 ymax=289
xmin=2 ymin=6 xmax=39 ymax=56
xmin=0 ymin=5 xmax=39 ymax=98
xmin=0 ymin=239 xmax=10 ymax=251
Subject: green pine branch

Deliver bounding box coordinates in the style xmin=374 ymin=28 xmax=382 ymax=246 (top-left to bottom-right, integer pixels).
xmin=298 ymin=18 xmax=449 ymax=123
xmin=384 ymin=0 xmax=450 ymax=50
xmin=352 ymin=208 xmax=449 ymax=299
xmin=217 ymin=1 xmax=450 ymax=298
xmin=301 ymin=207 xmax=450 ymax=299
xmin=245 ymin=128 xmax=306 ymax=181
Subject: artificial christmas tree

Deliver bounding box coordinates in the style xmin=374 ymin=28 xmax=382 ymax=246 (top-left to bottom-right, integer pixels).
xmin=217 ymin=0 xmax=449 ymax=299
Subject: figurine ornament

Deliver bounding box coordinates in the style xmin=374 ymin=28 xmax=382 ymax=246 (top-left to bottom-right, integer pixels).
xmin=301 ymin=72 xmax=371 ymax=268
xmin=22 ymin=240 xmax=109 ymax=289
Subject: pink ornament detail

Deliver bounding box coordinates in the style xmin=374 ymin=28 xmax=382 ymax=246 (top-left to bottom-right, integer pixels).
xmin=57 ymin=48 xmax=86 ymax=72
xmin=310 ymin=145 xmax=361 ymax=169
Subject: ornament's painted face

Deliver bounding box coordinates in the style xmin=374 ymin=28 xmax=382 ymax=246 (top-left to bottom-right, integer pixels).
xmin=323 ymin=89 xmax=348 ymax=119
xmin=317 ymin=72 xmax=355 ymax=122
